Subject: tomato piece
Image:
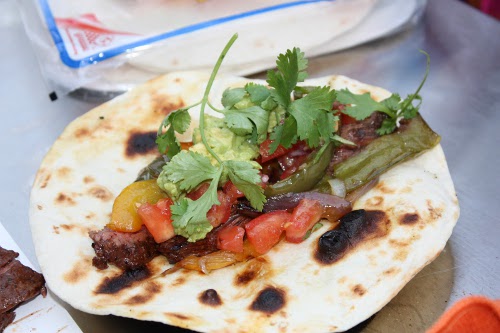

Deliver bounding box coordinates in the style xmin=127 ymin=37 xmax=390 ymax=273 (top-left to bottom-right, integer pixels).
xmin=186 ymin=182 xmax=210 ymax=200
xmin=108 ymin=179 xmax=166 ymax=232
xmin=223 ymin=181 xmax=244 ymax=202
xmin=259 ymin=139 xmax=288 ymax=163
xmin=207 ymin=191 xmax=232 ymax=228
xmin=217 ymin=226 xmax=245 ymax=253
xmin=245 ymin=211 xmax=291 ymax=254
xmin=285 ymin=199 xmax=323 ymax=243
xmin=341 ymin=113 xmax=357 ymax=126
xmin=137 ymin=202 xmax=175 ymax=243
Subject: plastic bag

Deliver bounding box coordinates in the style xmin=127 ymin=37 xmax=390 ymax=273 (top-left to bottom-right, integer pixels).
xmin=18 ymin=0 xmax=426 ymax=100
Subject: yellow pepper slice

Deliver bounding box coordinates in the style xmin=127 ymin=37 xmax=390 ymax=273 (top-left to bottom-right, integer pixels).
xmin=107 ymin=179 xmax=166 ymax=232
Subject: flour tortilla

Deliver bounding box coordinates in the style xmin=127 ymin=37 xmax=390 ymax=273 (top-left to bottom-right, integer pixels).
xmin=29 ymin=72 xmax=459 ymax=332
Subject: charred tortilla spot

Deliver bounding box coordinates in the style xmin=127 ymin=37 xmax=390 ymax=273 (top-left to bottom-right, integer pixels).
xmin=172 ymin=277 xmax=186 ymax=286
xmin=63 ymin=261 xmax=89 ymax=284
xmin=40 ymin=173 xmax=51 ymax=189
xmin=234 ymin=258 xmax=270 ymax=286
xmin=427 ymin=200 xmax=444 ymax=222
xmin=315 ymin=210 xmax=389 ymax=265
xmin=152 ymin=94 xmax=184 ymax=115
xmin=75 ymin=128 xmax=90 ymax=138
xmin=166 ymin=313 xmax=190 ymax=320
xmin=376 ymin=181 xmax=395 ymax=194
xmin=55 ymin=193 xmax=76 ymax=206
xmin=37 ymin=205 xmax=43 ymax=210
xmin=126 ymin=131 xmax=157 ymax=157
xmin=352 ymin=284 xmax=366 ymax=296
xmin=85 ymin=213 xmax=95 ymax=220
xmin=384 ymin=267 xmax=399 ymax=275
xmin=199 ymin=289 xmax=222 ymax=307
xmin=52 ymin=226 xmax=60 ymax=234
xmin=87 ymin=186 xmax=113 ymax=202
xmin=56 ymin=166 xmax=72 ymax=179
xmin=95 ymin=267 xmax=150 ymax=294
xmin=250 ymin=287 xmax=286 ymax=314
xmin=400 ymin=213 xmax=419 ymax=225
xmin=394 ymin=249 xmax=409 ymax=261
xmin=124 ymin=282 xmax=161 ymax=305
xmin=83 ymin=176 xmax=95 ymax=184
xmin=366 ymin=196 xmax=383 ymax=207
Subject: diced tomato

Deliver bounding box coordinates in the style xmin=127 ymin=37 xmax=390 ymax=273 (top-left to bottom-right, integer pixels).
xmin=285 ymin=199 xmax=323 ymax=243
xmin=276 ymin=141 xmax=312 ymax=180
xmin=340 ymin=113 xmax=357 ymax=126
xmin=223 ymin=181 xmax=244 ymax=202
xmin=245 ymin=211 xmax=291 ymax=254
xmin=186 ymin=182 xmax=210 ymax=200
xmin=217 ymin=226 xmax=245 ymax=253
xmin=207 ymin=191 xmax=232 ymax=228
xmin=137 ymin=202 xmax=175 ymax=243
xmin=259 ymin=139 xmax=289 ymax=163
xmin=156 ymin=197 xmax=174 ymax=215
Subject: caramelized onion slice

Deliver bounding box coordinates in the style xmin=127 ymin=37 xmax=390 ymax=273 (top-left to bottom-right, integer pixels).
xmin=166 ymin=242 xmax=259 ymax=274
xmin=263 ymin=192 xmax=352 ymax=222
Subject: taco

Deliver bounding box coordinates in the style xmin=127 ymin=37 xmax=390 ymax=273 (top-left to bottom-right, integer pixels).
xmin=29 ymin=38 xmax=459 ymax=332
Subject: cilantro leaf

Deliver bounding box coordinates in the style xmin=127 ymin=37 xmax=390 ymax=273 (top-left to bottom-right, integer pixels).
xmin=224 ymin=161 xmax=266 ymax=211
xmin=224 ymin=106 xmax=269 ymax=143
xmin=267 ymin=48 xmax=308 ymax=109
xmin=401 ymin=94 xmax=422 ymax=119
xmin=222 ymin=88 xmax=246 ymax=108
xmin=337 ymin=89 xmax=390 ymax=120
xmin=163 ymin=151 xmax=219 ymax=192
xmin=170 ymin=168 xmax=222 ymax=242
xmin=288 ymin=86 xmax=336 ymax=148
xmin=156 ymin=109 xmax=191 ymax=158
xmin=245 ymin=83 xmax=270 ymax=104
xmin=269 ymin=116 xmax=298 ymax=152
xmin=377 ymin=118 xmax=397 ymax=135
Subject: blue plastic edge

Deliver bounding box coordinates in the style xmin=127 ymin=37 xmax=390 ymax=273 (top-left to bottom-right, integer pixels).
xmin=38 ymin=0 xmax=336 ymax=69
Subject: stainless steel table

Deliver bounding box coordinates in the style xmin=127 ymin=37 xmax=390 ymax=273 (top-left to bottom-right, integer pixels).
xmin=1 ymin=0 xmax=498 ymax=332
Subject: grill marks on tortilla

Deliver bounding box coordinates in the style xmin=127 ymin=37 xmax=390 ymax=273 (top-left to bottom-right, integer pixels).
xmin=234 ymin=258 xmax=269 ymax=286
xmin=352 ymin=284 xmax=366 ymax=296
xmin=55 ymin=193 xmax=76 ymax=206
xmin=126 ymin=131 xmax=157 ymax=157
xmin=95 ymin=267 xmax=150 ymax=294
xmin=250 ymin=287 xmax=286 ymax=314
xmin=199 ymin=289 xmax=222 ymax=307
xmin=400 ymin=213 xmax=420 ymax=225
xmin=124 ymin=281 xmax=162 ymax=305
xmin=63 ymin=260 xmax=90 ymax=284
xmin=315 ymin=210 xmax=390 ymax=265
xmin=87 ymin=186 xmax=113 ymax=202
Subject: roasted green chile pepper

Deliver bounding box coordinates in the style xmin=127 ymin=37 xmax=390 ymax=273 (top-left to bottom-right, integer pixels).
xmin=135 ymin=155 xmax=169 ymax=181
xmin=334 ymin=115 xmax=440 ymax=192
xmin=264 ymin=142 xmax=334 ymax=197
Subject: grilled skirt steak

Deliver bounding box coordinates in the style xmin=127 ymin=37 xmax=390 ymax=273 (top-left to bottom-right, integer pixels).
xmin=89 ymin=227 xmax=159 ymax=270
xmin=158 ymin=214 xmax=251 ymax=264
xmin=0 ymin=248 xmax=17 ymax=271
xmin=0 ymin=311 xmax=15 ymax=333
xmin=0 ymin=246 xmax=46 ymax=333
xmin=332 ymin=111 xmax=386 ymax=166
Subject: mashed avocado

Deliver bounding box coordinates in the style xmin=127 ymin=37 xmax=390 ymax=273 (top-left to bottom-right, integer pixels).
xmin=157 ymin=115 xmax=259 ymax=198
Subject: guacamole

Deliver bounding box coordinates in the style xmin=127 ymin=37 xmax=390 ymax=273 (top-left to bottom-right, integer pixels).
xmin=157 ymin=115 xmax=259 ymax=198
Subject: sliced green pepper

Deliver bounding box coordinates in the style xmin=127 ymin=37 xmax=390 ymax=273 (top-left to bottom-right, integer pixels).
xmin=135 ymin=155 xmax=169 ymax=182
xmin=333 ymin=115 xmax=440 ymax=192
xmin=264 ymin=142 xmax=334 ymax=197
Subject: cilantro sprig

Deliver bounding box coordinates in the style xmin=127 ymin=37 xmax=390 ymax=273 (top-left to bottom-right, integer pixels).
xmin=337 ymin=50 xmax=430 ymax=135
xmin=156 ymin=34 xmax=265 ymax=242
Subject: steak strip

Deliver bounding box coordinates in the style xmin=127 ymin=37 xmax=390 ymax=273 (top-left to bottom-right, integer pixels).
xmin=0 ymin=246 xmax=46 ymax=333
xmin=157 ymin=213 xmax=252 ymax=264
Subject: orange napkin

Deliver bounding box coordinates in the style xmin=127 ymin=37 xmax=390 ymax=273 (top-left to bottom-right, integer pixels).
xmin=427 ymin=296 xmax=500 ymax=333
